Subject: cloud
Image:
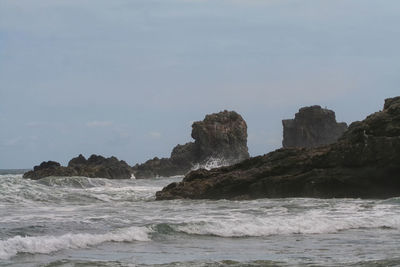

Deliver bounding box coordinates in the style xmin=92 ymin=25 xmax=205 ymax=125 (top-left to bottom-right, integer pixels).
xmin=86 ymin=121 xmax=113 ymax=127
xmin=148 ymin=131 xmax=162 ymax=139
xmin=2 ymin=137 xmax=22 ymax=147
xmin=26 ymin=121 xmax=47 ymax=127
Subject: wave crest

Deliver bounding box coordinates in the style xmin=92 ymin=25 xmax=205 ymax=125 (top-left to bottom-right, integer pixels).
xmin=37 ymin=176 xmax=110 ymax=188
xmin=168 ymin=212 xmax=400 ymax=237
xmin=0 ymin=226 xmax=151 ymax=260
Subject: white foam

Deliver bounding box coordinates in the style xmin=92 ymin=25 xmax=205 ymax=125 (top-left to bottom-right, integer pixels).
xmin=0 ymin=174 xmax=23 ymax=179
xmin=174 ymin=210 xmax=400 ymax=237
xmin=0 ymin=226 xmax=151 ymax=260
xmin=164 ymin=175 xmax=185 ymax=179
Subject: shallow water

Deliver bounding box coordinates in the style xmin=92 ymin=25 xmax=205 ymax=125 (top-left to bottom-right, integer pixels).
xmin=1 ymin=174 xmax=400 ymax=266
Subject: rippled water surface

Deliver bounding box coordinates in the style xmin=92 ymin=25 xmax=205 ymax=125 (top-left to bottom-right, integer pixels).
xmin=1 ymin=174 xmax=400 ymax=266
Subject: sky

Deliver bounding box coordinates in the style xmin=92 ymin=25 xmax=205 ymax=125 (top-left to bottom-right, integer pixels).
xmin=1 ymin=0 xmax=399 ymax=168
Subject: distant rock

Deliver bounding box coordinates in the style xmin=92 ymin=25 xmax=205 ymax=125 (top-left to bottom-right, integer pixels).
xmin=33 ymin=161 xmax=61 ymax=171
xmin=282 ymin=105 xmax=347 ymax=148
xmin=132 ymin=110 xmax=249 ymax=178
xmin=156 ymin=97 xmax=400 ymax=200
xmin=23 ymin=154 xmax=132 ymax=180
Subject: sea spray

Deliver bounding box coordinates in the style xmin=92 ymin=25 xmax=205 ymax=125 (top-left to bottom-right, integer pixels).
xmin=191 ymin=157 xmax=231 ymax=171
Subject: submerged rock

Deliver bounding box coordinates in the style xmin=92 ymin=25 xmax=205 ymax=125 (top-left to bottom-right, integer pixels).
xmin=282 ymin=105 xmax=347 ymax=148
xmin=132 ymin=110 xmax=249 ymax=178
xmin=23 ymin=154 xmax=132 ymax=180
xmin=156 ymin=97 xmax=400 ymax=200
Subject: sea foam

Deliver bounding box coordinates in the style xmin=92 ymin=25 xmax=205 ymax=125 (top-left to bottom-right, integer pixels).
xmin=172 ymin=210 xmax=400 ymax=237
xmin=0 ymin=226 xmax=151 ymax=260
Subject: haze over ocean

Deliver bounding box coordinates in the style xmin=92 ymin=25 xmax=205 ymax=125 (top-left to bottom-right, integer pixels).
xmin=1 ymin=0 xmax=399 ymax=168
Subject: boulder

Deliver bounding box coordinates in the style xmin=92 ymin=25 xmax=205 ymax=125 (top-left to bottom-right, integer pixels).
xmin=282 ymin=105 xmax=347 ymax=148
xmin=156 ymin=97 xmax=400 ymax=200
xmin=132 ymin=110 xmax=249 ymax=178
xmin=23 ymin=154 xmax=132 ymax=180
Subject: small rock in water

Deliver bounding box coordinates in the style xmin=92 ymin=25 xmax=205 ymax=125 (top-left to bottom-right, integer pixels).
xmin=23 ymin=154 xmax=132 ymax=180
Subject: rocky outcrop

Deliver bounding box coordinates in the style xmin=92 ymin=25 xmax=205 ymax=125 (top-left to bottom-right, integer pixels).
xmin=132 ymin=110 xmax=249 ymax=179
xmin=192 ymin=111 xmax=249 ymax=161
xmin=23 ymin=154 xmax=132 ymax=180
xmin=156 ymin=97 xmax=400 ymax=200
xmin=282 ymin=105 xmax=347 ymax=148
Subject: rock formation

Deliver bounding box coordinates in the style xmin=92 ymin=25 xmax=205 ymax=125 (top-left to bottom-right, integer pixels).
xmin=23 ymin=154 xmax=132 ymax=180
xmin=156 ymin=97 xmax=400 ymax=200
xmin=282 ymin=105 xmax=347 ymax=148
xmin=132 ymin=110 xmax=249 ymax=178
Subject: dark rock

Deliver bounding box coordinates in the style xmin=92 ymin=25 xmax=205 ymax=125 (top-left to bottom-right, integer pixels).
xmin=191 ymin=110 xmax=249 ymax=161
xmin=156 ymin=97 xmax=400 ymax=200
xmin=33 ymin=161 xmax=61 ymax=171
xmin=282 ymin=105 xmax=347 ymax=148
xmin=132 ymin=157 xmax=186 ymax=179
xmin=24 ymin=166 xmax=77 ymax=180
xmin=132 ymin=110 xmax=249 ymax=178
xmin=170 ymin=142 xmax=197 ymax=168
xmin=23 ymin=154 xmax=132 ymax=180
xmin=67 ymin=154 xmax=86 ymax=167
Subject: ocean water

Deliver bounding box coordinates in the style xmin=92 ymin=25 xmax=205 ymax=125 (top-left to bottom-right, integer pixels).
xmin=1 ymin=173 xmax=400 ymax=266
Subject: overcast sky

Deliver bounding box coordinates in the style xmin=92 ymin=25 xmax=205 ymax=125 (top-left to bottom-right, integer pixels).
xmin=1 ymin=0 xmax=399 ymax=168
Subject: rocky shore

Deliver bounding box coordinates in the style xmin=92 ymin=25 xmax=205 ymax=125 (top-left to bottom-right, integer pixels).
xmin=132 ymin=110 xmax=249 ymax=178
xmin=23 ymin=154 xmax=132 ymax=180
xmin=156 ymin=97 xmax=400 ymax=200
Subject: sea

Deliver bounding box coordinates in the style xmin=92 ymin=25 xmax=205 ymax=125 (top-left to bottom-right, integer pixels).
xmin=1 ymin=169 xmax=400 ymax=266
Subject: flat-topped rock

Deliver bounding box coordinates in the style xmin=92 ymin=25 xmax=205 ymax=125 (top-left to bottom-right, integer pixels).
xmin=156 ymin=97 xmax=400 ymax=200
xmin=282 ymin=105 xmax=347 ymax=148
xmin=191 ymin=110 xmax=249 ymax=161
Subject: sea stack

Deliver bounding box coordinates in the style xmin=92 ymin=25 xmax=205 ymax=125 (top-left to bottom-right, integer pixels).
xmin=282 ymin=105 xmax=347 ymax=148
xmin=132 ymin=110 xmax=249 ymax=178
xmin=156 ymin=97 xmax=400 ymax=200
xmin=23 ymin=154 xmax=132 ymax=180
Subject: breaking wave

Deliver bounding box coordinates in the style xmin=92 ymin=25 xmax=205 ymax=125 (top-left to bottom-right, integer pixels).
xmin=0 ymin=226 xmax=151 ymax=260
xmin=0 ymin=175 xmax=170 ymax=203
xmin=168 ymin=210 xmax=400 ymax=237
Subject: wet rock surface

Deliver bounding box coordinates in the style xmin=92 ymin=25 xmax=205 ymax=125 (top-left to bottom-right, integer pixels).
xmin=23 ymin=154 xmax=132 ymax=180
xmin=282 ymin=105 xmax=347 ymax=148
xmin=156 ymin=97 xmax=400 ymax=200
xmin=132 ymin=110 xmax=249 ymax=178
